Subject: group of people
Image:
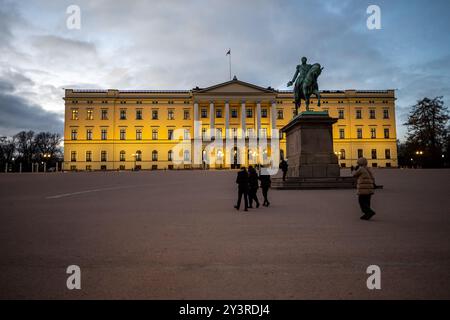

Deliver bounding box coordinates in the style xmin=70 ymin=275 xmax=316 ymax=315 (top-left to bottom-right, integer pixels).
xmin=233 ymin=157 xmax=377 ymax=220
xmin=234 ymin=166 xmax=271 ymax=211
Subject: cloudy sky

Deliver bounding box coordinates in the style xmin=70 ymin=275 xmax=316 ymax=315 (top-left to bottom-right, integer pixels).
xmin=1 ymin=0 xmax=450 ymax=139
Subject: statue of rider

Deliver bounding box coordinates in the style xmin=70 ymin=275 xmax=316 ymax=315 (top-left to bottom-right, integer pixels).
xmin=287 ymin=57 xmax=312 ymax=104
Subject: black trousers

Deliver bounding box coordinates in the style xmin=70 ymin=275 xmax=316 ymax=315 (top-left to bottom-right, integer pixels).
xmin=282 ymin=171 xmax=287 ymax=181
xmin=248 ymin=187 xmax=259 ymax=207
xmin=236 ymin=187 xmax=248 ymax=210
xmin=358 ymin=194 xmax=375 ymax=215
xmin=262 ymin=187 xmax=269 ymax=204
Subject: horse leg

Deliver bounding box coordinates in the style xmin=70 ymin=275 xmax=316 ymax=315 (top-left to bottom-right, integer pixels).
xmin=316 ymin=88 xmax=321 ymax=107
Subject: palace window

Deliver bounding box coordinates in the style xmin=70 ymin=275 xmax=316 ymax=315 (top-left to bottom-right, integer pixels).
xmin=101 ymin=109 xmax=108 ymax=120
xmin=120 ymin=129 xmax=126 ymax=140
xmin=358 ymin=149 xmax=363 ymax=158
xmin=339 ymin=128 xmax=345 ymax=139
xmin=216 ymin=109 xmax=222 ymax=118
xmin=71 ymin=129 xmax=78 ymax=140
xmin=201 ymin=108 xmax=208 ymax=118
xmin=152 ymin=150 xmax=158 ymax=161
xmin=357 ymin=128 xmax=363 ymax=139
xmin=356 ymin=110 xmax=362 ymax=119
xmin=383 ymin=109 xmax=389 ymax=119
xmin=371 ymin=149 xmax=377 ymax=159
xmin=120 ymin=151 xmax=126 ymax=162
xmin=101 ymin=129 xmax=107 ymax=140
xmin=277 ymin=110 xmax=284 ymax=119
xmin=385 ymin=149 xmax=391 ymax=160
xmin=184 ymin=110 xmax=190 ymax=120
xmin=71 ymin=109 xmax=79 ymax=120
xmin=120 ymin=109 xmax=127 ymax=120
xmin=87 ymin=109 xmax=94 ymax=120
xmin=86 ymin=129 xmax=93 ymax=140
xmin=384 ymin=128 xmax=390 ymax=139
xmin=136 ymin=109 xmax=143 ymax=120
xmin=261 ymin=108 xmax=268 ymax=118
xmin=152 ymin=110 xmax=158 ymax=120
xmin=231 ymin=109 xmax=238 ymax=118
xmin=184 ymin=129 xmax=190 ymax=140
xmin=168 ymin=110 xmax=175 ymax=120
xmin=369 ymin=109 xmax=376 ymax=119
xmin=168 ymin=129 xmax=174 ymax=140
xmin=371 ymin=128 xmax=377 ymax=139
xmin=152 ymin=129 xmax=158 ymax=140
xmin=101 ymin=151 xmax=107 ymax=162
xmin=202 ymin=128 xmax=207 ymax=140
xmin=136 ymin=129 xmax=142 ymax=140
xmin=168 ymin=150 xmax=173 ymax=161
xmin=86 ymin=151 xmax=92 ymax=162
xmin=260 ymin=128 xmax=267 ymax=138
xmin=216 ymin=128 xmax=222 ymax=139
xmin=340 ymin=149 xmax=346 ymax=160
xmin=71 ymin=151 xmax=77 ymax=162
xmin=246 ymin=108 xmax=253 ymax=118
xmin=184 ymin=150 xmax=190 ymax=162
xmin=338 ymin=110 xmax=344 ymax=119
xmin=135 ymin=151 xmax=142 ymax=162
xmin=232 ymin=128 xmax=238 ymax=138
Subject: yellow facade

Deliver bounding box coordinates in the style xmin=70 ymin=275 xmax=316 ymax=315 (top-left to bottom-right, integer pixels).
xmin=63 ymin=79 xmax=397 ymax=170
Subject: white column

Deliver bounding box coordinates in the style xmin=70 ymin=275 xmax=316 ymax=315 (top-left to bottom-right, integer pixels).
xmin=193 ymin=102 xmax=200 ymax=139
xmin=271 ymin=100 xmax=278 ymax=138
xmin=256 ymin=101 xmax=261 ymax=138
xmin=209 ymin=101 xmax=215 ymax=139
xmin=225 ymin=101 xmax=230 ymax=139
xmin=241 ymin=101 xmax=246 ymax=138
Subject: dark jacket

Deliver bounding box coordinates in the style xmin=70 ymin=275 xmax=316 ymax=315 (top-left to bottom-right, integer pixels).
xmin=280 ymin=160 xmax=288 ymax=172
xmin=248 ymin=169 xmax=259 ymax=189
xmin=236 ymin=170 xmax=249 ymax=189
xmin=259 ymin=174 xmax=271 ymax=188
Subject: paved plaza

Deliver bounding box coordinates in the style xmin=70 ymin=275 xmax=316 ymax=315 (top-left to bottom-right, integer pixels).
xmin=0 ymin=169 xmax=449 ymax=299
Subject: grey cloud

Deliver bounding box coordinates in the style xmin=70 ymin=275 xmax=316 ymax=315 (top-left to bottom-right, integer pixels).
xmin=0 ymin=77 xmax=63 ymax=137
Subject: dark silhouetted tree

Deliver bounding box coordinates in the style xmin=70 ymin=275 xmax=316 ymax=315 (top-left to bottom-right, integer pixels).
xmin=404 ymin=97 xmax=449 ymax=167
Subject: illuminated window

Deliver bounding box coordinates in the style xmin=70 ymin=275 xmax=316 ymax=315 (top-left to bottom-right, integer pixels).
xmin=371 ymin=128 xmax=377 ymax=139
xmin=120 ymin=129 xmax=126 ymax=140
xmin=135 ymin=150 xmax=142 ymax=161
xmin=87 ymin=109 xmax=94 ymax=120
xmin=339 ymin=128 xmax=345 ymax=139
xmin=120 ymin=151 xmax=126 ymax=161
xmin=71 ymin=109 xmax=79 ymax=120
xmin=152 ymin=129 xmax=158 ymax=140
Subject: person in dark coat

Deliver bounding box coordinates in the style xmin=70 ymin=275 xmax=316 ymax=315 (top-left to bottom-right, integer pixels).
xmin=279 ymin=159 xmax=288 ymax=181
xmin=247 ymin=165 xmax=260 ymax=208
xmin=234 ymin=167 xmax=249 ymax=211
xmin=258 ymin=166 xmax=271 ymax=207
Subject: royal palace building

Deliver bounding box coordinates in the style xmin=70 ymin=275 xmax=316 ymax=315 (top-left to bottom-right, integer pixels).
xmin=63 ymin=77 xmax=398 ymax=170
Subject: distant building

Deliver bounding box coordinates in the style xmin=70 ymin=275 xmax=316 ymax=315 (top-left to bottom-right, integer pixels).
xmin=63 ymin=78 xmax=397 ymax=170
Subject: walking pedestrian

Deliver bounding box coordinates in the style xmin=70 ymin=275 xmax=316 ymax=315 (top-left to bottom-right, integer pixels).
xmin=247 ymin=165 xmax=260 ymax=208
xmin=258 ymin=166 xmax=271 ymax=207
xmin=234 ymin=167 xmax=249 ymax=211
xmin=353 ymin=157 xmax=376 ymax=220
xmin=280 ymin=159 xmax=288 ymax=181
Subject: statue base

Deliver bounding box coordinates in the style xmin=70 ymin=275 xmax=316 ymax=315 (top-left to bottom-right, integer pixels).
xmin=274 ymin=111 xmax=355 ymax=189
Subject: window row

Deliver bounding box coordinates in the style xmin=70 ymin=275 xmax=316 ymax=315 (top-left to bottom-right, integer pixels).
xmin=338 ymin=127 xmax=391 ymax=139
xmin=336 ymin=148 xmax=392 ymax=160
xmin=70 ymin=127 xmax=272 ymax=141
xmin=70 ymin=150 xmax=188 ymax=162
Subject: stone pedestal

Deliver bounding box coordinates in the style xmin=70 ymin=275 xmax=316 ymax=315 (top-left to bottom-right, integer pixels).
xmin=273 ymin=111 xmax=355 ymax=189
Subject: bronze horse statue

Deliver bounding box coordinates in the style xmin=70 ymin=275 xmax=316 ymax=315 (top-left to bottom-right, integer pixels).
xmin=287 ymin=57 xmax=323 ymax=115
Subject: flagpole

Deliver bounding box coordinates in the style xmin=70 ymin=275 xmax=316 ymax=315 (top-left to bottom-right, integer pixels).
xmin=228 ymin=49 xmax=231 ymax=80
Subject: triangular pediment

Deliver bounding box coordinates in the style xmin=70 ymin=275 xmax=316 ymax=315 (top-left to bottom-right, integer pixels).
xmin=193 ymin=78 xmax=276 ymax=94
